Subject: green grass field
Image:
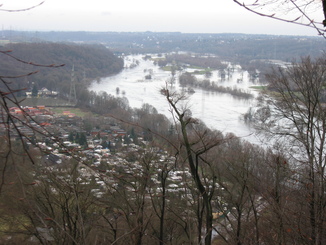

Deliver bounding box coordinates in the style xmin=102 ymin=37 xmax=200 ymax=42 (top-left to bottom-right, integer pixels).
xmin=15 ymin=97 xmax=72 ymax=107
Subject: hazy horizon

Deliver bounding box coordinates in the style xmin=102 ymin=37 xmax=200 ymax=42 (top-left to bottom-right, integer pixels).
xmin=1 ymin=0 xmax=323 ymax=37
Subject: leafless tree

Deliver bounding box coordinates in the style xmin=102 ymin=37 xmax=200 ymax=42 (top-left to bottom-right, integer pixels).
xmin=233 ymin=0 xmax=326 ymax=37
xmin=252 ymin=56 xmax=326 ymax=244
xmin=0 ymin=48 xmax=64 ymax=189
xmin=21 ymin=160 xmax=98 ymax=245
xmin=0 ymin=2 xmax=66 ymax=195
xmin=161 ymin=86 xmax=232 ymax=245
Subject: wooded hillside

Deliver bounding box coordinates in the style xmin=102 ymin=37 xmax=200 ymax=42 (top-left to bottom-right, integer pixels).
xmin=0 ymin=43 xmax=124 ymax=95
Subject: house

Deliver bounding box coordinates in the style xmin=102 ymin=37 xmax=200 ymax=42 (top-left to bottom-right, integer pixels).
xmin=9 ymin=107 xmax=23 ymax=115
xmin=39 ymin=88 xmax=52 ymax=97
xmin=63 ymin=111 xmax=71 ymax=116
xmin=110 ymin=126 xmax=127 ymax=137
xmin=40 ymin=122 xmax=52 ymax=126
xmin=24 ymin=107 xmax=41 ymax=116
xmin=90 ymin=129 xmax=101 ymax=137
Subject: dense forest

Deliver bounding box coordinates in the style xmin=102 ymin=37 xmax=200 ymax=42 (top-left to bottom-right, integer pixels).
xmin=0 ymin=42 xmax=124 ymax=96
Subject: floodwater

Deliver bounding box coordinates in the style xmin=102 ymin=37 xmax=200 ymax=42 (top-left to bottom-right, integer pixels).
xmin=90 ymin=55 xmax=264 ymax=145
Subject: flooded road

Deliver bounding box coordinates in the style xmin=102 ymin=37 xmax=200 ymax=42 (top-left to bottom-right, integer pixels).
xmin=90 ymin=55 xmax=263 ymax=144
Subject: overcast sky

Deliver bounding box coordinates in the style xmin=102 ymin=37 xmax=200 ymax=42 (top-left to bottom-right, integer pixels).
xmin=0 ymin=0 xmax=322 ymax=36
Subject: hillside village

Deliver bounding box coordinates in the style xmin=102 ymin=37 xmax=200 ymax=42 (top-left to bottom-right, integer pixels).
xmin=3 ymin=105 xmax=200 ymax=205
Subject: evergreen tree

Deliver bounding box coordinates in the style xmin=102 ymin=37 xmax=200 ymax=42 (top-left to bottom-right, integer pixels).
xmin=68 ymin=132 xmax=74 ymax=142
xmin=31 ymin=84 xmax=38 ymax=97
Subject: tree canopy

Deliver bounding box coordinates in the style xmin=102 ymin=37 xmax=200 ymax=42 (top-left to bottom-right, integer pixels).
xmin=0 ymin=43 xmax=124 ymax=94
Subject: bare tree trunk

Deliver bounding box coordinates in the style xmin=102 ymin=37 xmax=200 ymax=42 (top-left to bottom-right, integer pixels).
xmin=163 ymin=89 xmax=219 ymax=245
xmin=159 ymin=169 xmax=167 ymax=245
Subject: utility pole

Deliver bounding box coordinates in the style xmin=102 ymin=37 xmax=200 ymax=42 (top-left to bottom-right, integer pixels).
xmin=69 ymin=65 xmax=77 ymax=105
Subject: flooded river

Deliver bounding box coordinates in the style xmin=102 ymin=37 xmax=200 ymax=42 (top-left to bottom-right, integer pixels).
xmin=90 ymin=55 xmax=264 ymax=145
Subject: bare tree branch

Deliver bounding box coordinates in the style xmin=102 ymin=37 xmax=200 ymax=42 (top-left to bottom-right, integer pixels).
xmin=233 ymin=0 xmax=326 ymax=37
xmin=0 ymin=49 xmax=65 ymax=68
xmin=0 ymin=1 xmax=45 ymax=12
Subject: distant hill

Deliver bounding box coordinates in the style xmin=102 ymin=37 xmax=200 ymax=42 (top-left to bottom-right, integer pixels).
xmin=0 ymin=42 xmax=124 ymax=96
xmin=1 ymin=31 xmax=325 ymax=62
